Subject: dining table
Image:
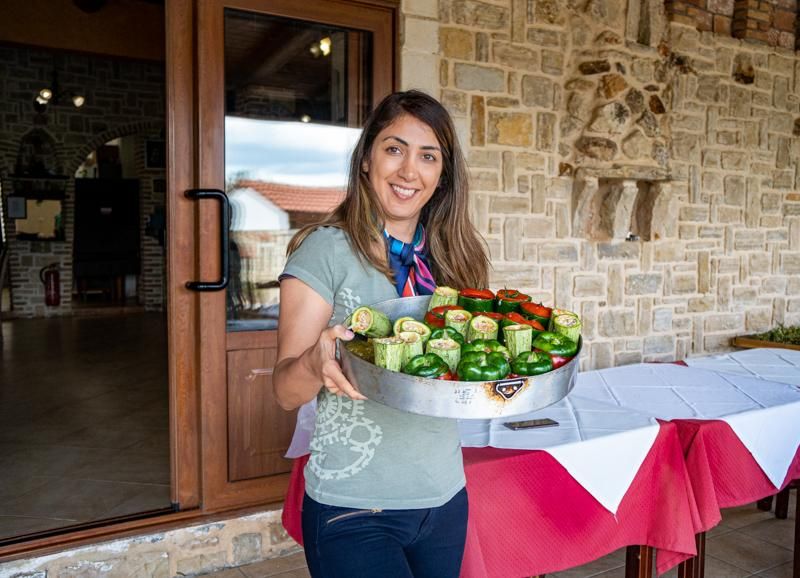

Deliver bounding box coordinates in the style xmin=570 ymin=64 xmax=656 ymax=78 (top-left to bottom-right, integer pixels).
xmin=280 ymin=348 xmax=800 ymax=577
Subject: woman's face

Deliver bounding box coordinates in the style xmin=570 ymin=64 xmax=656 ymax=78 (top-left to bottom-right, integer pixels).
xmin=365 ymin=114 xmax=444 ymax=241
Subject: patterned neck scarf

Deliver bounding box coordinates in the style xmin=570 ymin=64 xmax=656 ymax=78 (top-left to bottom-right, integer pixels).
xmin=384 ymin=224 xmax=436 ymax=297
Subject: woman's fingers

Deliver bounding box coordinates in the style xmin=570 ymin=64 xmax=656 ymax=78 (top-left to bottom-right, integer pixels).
xmin=316 ymin=325 xmax=366 ymax=401
xmin=326 ymin=324 xmax=354 ymax=342
xmin=321 ymin=359 xmax=367 ymax=401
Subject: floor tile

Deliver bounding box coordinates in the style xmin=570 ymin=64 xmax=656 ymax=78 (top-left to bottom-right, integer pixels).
xmin=755 ymin=561 xmax=796 ymax=578
xmin=1 ymin=478 xmax=158 ymax=521
xmin=737 ymin=516 xmax=796 ymax=550
xmin=720 ymin=504 xmax=777 ymax=529
xmin=550 ymin=547 xmax=626 ymax=577
xmin=706 ymin=529 xmax=793 ymax=573
xmin=0 ymin=515 xmax=76 ymax=540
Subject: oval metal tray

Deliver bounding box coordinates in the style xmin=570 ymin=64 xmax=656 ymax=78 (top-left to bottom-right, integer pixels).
xmin=339 ymin=295 xmax=581 ymax=419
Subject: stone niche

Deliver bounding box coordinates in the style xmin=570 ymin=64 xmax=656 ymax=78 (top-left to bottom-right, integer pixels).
xmin=572 ymin=166 xmax=675 ymax=242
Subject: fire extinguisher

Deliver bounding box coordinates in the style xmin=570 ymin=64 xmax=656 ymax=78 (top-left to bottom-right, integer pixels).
xmin=39 ymin=263 xmax=60 ymax=307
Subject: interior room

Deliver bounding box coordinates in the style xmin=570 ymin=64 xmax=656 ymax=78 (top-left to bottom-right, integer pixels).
xmin=0 ymin=0 xmax=170 ymax=543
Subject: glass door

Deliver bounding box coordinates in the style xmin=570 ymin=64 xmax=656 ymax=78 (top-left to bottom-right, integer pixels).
xmin=194 ymin=0 xmax=395 ymax=510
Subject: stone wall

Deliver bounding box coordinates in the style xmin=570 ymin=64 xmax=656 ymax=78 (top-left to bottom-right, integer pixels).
xmin=0 ymin=508 xmax=299 ymax=578
xmin=403 ymin=0 xmax=800 ymax=369
xmin=0 ymin=45 xmax=166 ymax=317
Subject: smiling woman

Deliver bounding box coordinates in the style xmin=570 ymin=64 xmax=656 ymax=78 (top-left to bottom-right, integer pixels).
xmin=274 ymin=91 xmax=490 ymax=578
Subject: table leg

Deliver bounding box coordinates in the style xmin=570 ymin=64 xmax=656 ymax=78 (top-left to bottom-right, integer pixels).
xmin=775 ymin=486 xmax=791 ymax=520
xmin=625 ymin=545 xmax=653 ymax=578
xmin=794 ymin=488 xmax=799 ymax=578
xmin=757 ymin=496 xmax=773 ymax=511
xmin=675 ymin=532 xmax=705 ymax=578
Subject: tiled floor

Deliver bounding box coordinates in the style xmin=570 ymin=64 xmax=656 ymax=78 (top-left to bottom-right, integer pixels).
xmin=205 ymin=492 xmax=796 ymax=578
xmin=0 ymin=314 xmax=171 ymax=541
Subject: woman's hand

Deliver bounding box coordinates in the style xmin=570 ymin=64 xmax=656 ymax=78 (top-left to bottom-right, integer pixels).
xmin=274 ymin=278 xmax=368 ymax=409
xmin=313 ymin=324 xmax=367 ymax=400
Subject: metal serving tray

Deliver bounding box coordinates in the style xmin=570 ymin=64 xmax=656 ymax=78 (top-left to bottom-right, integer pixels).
xmin=339 ymin=295 xmax=580 ymax=419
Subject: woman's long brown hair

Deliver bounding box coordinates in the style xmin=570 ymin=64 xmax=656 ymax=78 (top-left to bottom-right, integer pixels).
xmin=287 ymin=90 xmax=490 ymax=289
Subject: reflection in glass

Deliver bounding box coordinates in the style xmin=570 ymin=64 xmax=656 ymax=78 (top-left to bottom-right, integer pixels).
xmin=224 ymin=9 xmax=371 ymax=331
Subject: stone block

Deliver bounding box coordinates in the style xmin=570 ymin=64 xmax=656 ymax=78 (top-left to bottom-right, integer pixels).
xmin=522 ymin=75 xmax=557 ymax=109
xmin=696 ymin=75 xmax=722 ymax=102
xmin=537 ymin=112 xmax=556 ymax=151
xmin=452 ymin=0 xmax=509 ymax=28
xmin=521 ymin=216 xmax=555 ymax=238
xmin=573 ymin=275 xmax=606 ymax=297
xmin=723 ymin=175 xmax=745 ymax=205
xmin=527 ymin=27 xmax=564 ymax=46
xmin=654 ymin=242 xmax=684 ymax=262
xmin=599 ymin=73 xmax=628 ymax=99
xmin=689 ymin=296 xmax=716 ymax=312
xmin=471 ymin=170 xmax=498 ymax=191
xmin=233 ymin=532 xmax=262 ymax=565
xmin=476 ymin=32 xmax=489 ymax=62
xmin=468 ymin=149 xmax=500 ymax=168
xmin=745 ymin=308 xmax=772 ymax=331
xmin=704 ymin=313 xmax=742 ymax=332
xmin=539 ymin=243 xmax=579 ymax=262
xmin=405 ymin=0 xmax=440 ymax=18
xmin=489 ymin=265 xmax=539 ymax=287
xmin=592 ymin=341 xmax=615 ymax=369
xmin=680 ymin=206 xmax=709 ymax=222
xmin=175 ymin=552 xmax=227 ymax=577
xmin=720 ymin=151 xmax=747 ymax=170
xmin=404 ymin=17 xmax=439 ymax=53
xmin=782 ymin=253 xmax=800 ymax=274
xmin=716 ymin=206 xmax=743 ymax=223
xmin=625 ymin=273 xmax=662 ymax=294
xmin=533 ymin=0 xmax=566 ymax=25
xmin=622 ymin=129 xmax=651 ymax=159
xmin=598 ymin=310 xmax=636 ymax=337
xmin=671 ymin=132 xmax=700 ymax=162
xmin=576 ymin=137 xmax=617 ymax=160
xmin=471 ymin=95 xmax=485 ymax=146
xmin=643 ymin=335 xmax=675 ymax=355
xmin=489 ymin=194 xmax=528 ymax=213
xmin=579 ymin=60 xmax=611 ymax=75
xmin=440 ymin=28 xmax=474 ymax=60
xmin=541 ymin=50 xmax=564 ymax=75
xmin=589 ymin=102 xmax=630 ymax=134
xmin=734 ymin=230 xmax=764 ymax=251
xmin=442 ymin=90 xmax=467 ymax=115
xmin=488 ymin=112 xmax=532 ymax=146
xmin=454 ymin=63 xmax=505 ymax=92
xmin=401 ymin=52 xmax=439 ymax=95
xmin=492 ymin=42 xmax=539 ymax=72
xmin=672 ymin=274 xmax=698 ymax=294
xmin=653 ymin=308 xmax=673 ymax=332
xmin=597 ymin=242 xmax=640 ymax=260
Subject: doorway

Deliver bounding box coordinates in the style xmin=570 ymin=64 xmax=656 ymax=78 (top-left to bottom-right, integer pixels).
xmin=0 ymin=2 xmax=170 ymax=544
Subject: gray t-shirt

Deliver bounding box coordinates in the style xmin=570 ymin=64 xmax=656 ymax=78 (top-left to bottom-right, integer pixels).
xmin=282 ymin=226 xmax=465 ymax=509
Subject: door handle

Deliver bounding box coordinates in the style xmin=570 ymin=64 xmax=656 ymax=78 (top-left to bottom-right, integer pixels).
xmin=185 ymin=188 xmax=230 ymax=291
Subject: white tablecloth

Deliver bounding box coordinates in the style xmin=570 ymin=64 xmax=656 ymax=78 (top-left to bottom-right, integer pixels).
xmin=461 ymin=357 xmax=800 ymax=513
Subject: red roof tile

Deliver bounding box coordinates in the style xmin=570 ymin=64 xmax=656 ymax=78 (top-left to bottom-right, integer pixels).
xmin=235 ymin=180 xmax=345 ymax=215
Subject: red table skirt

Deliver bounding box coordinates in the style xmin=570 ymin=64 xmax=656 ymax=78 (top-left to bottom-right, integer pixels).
xmin=673 ymin=418 xmax=800 ymax=533
xmin=282 ymin=421 xmax=704 ymax=577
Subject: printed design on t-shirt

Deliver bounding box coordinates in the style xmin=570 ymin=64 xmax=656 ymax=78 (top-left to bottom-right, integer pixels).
xmin=338 ymin=287 xmax=361 ymax=315
xmin=308 ymin=394 xmax=383 ymax=480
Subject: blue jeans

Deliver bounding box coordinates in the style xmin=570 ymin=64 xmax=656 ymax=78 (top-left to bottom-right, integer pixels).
xmin=302 ymin=488 xmax=468 ymax=578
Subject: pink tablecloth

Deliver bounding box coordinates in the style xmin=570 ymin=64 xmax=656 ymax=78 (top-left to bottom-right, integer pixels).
xmin=673 ymin=418 xmax=800 ymax=533
xmin=282 ymin=421 xmax=705 ymax=577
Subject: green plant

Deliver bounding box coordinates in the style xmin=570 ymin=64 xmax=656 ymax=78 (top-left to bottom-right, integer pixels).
xmin=752 ymin=325 xmax=800 ymax=345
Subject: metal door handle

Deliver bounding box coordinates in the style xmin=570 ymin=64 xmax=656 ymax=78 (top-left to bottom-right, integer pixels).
xmin=185 ymin=188 xmax=229 ymax=291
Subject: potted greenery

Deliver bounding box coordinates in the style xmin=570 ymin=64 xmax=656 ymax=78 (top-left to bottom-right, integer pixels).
xmin=732 ymin=325 xmax=800 ymax=351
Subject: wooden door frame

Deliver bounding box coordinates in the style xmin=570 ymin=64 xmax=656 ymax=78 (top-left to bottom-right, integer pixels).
xmin=194 ymin=0 xmax=399 ymax=511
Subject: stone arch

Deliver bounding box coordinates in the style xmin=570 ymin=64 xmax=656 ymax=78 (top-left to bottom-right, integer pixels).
xmin=68 ymin=119 xmax=164 ymax=176
xmin=14 ymin=126 xmax=65 ymax=177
